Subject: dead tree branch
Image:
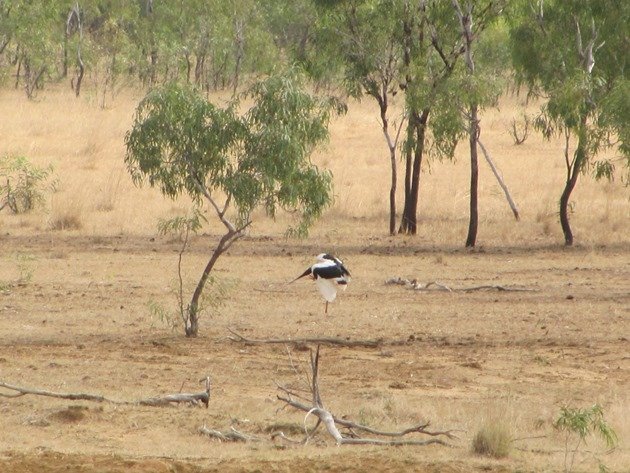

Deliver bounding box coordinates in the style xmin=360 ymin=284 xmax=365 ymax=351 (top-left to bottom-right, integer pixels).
xmin=199 ymin=425 xmax=260 ymax=442
xmin=478 ymin=139 xmax=520 ymax=220
xmin=385 ymin=277 xmax=535 ymax=293
xmin=0 ymin=377 xmax=211 ymax=408
xmin=228 ymin=328 xmax=383 ymax=348
xmin=277 ymin=346 xmax=455 ymax=447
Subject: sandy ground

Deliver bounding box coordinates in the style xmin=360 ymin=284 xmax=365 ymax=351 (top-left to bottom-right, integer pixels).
xmin=0 ymin=229 xmax=628 ymax=472
xmin=1 ymin=84 xmax=629 ymax=472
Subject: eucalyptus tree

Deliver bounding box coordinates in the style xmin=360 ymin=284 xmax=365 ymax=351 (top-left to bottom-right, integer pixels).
xmin=263 ymin=0 xmax=317 ymax=65
xmin=309 ymin=1 xmax=468 ymax=236
xmin=125 ymin=70 xmax=342 ymax=337
xmin=451 ymin=0 xmax=507 ymax=247
xmin=2 ymin=1 xmax=65 ymax=97
xmin=510 ymin=0 xmax=630 ymax=245
xmin=396 ymin=1 xmax=469 ymax=234
xmin=178 ymin=0 xmax=278 ymax=93
xmin=312 ymin=0 xmax=406 ymax=235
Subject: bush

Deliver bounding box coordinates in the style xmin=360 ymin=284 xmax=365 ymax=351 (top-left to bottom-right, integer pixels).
xmin=0 ymin=154 xmax=56 ymax=214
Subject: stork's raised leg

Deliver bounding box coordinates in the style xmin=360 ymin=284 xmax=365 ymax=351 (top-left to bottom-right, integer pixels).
xmin=325 ymin=301 xmax=329 ymax=314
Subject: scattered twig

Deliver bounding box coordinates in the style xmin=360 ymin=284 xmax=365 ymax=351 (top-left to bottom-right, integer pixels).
xmin=228 ymin=328 xmax=383 ymax=348
xmin=511 ymin=434 xmax=548 ymax=443
xmin=385 ymin=277 xmax=535 ymax=293
xmin=270 ymin=430 xmax=305 ymax=445
xmin=0 ymin=377 xmax=211 ymax=408
xmin=199 ymin=425 xmax=260 ymax=442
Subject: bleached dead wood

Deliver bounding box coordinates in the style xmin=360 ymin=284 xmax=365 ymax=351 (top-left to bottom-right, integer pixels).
xmin=199 ymin=425 xmax=260 ymax=442
xmin=228 ymin=328 xmax=383 ymax=348
xmin=478 ymin=139 xmax=520 ymax=221
xmin=276 ymin=346 xmax=455 ymax=447
xmin=0 ymin=377 xmax=211 ymax=408
xmin=385 ymin=277 xmax=535 ymax=293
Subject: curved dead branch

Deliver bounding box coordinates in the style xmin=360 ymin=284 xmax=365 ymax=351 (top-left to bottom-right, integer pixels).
xmin=277 ymin=346 xmax=456 ymax=447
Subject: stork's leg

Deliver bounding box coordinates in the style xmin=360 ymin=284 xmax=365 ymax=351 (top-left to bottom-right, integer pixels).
xmin=325 ymin=301 xmax=328 ymax=314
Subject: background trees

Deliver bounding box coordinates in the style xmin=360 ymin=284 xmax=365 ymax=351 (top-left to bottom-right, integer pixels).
xmin=0 ymin=0 xmax=627 ymax=246
xmin=509 ymin=0 xmax=630 ymax=245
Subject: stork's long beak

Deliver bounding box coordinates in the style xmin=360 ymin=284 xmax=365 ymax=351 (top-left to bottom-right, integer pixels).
xmin=289 ymin=268 xmax=312 ymax=284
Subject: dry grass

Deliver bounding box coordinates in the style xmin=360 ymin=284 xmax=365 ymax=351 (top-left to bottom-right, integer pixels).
xmin=0 ymin=86 xmax=628 ymax=473
xmin=0 ymin=87 xmax=628 ymax=246
xmin=471 ymin=422 xmax=512 ymax=458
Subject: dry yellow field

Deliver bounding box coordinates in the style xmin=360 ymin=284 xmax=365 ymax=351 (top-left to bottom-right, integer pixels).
xmin=0 ymin=86 xmax=628 ymax=472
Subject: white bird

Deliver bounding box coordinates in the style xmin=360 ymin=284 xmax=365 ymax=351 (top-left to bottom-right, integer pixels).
xmin=290 ymin=253 xmax=351 ymax=314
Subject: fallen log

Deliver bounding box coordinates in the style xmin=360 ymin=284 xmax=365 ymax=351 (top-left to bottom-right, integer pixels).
xmin=0 ymin=377 xmax=211 ymax=408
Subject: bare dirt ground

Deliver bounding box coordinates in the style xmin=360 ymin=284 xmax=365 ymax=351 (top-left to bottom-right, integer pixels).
xmin=0 ymin=230 xmax=628 ymax=472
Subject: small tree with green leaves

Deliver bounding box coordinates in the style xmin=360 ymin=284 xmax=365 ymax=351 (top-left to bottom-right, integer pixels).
xmin=509 ymin=0 xmax=630 ymax=245
xmin=0 ymin=155 xmax=55 ymax=214
xmin=554 ymin=404 xmax=618 ymax=473
xmin=125 ymin=69 xmax=341 ymax=337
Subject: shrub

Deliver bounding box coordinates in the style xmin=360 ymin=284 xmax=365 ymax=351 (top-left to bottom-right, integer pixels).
xmin=0 ymin=154 xmax=56 ymax=213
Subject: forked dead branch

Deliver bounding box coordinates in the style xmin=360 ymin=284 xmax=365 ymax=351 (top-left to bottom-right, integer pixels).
xmin=0 ymin=378 xmax=211 ymax=408
xmin=275 ymin=346 xmax=457 ymax=447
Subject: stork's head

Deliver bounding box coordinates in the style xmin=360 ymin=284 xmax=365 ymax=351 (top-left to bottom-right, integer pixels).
xmin=316 ymin=253 xmax=334 ymax=262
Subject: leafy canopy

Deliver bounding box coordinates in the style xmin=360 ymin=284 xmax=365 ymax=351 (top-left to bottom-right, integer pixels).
xmin=509 ymin=0 xmax=630 ymax=180
xmin=125 ymin=69 xmax=342 ymax=235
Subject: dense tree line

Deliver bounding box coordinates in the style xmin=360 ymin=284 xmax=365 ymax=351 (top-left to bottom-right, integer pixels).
xmin=1 ymin=0 xmax=628 ymax=247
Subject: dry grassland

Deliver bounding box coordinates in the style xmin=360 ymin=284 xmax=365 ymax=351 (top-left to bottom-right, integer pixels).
xmin=0 ymin=86 xmax=628 ymax=473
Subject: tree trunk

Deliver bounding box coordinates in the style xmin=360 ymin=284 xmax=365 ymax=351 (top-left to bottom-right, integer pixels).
xmin=399 ymin=110 xmax=428 ymax=235
xmin=389 ymin=146 xmax=397 ymax=235
xmin=375 ymin=86 xmax=398 ymax=236
xmin=559 ymin=173 xmax=578 ymax=246
xmin=399 ymin=119 xmax=413 ymax=234
xmin=465 ymin=103 xmax=479 ymax=247
xmin=559 ymin=125 xmax=587 ymax=246
xmin=186 ymin=231 xmax=234 ymax=337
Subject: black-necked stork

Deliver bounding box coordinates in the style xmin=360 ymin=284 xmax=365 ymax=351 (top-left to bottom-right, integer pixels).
xmin=291 ymin=253 xmax=351 ymax=314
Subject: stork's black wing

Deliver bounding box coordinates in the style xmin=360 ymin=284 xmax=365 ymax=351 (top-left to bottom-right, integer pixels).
xmin=289 ymin=267 xmax=313 ymax=283
xmin=312 ymin=261 xmax=345 ymax=280
xmin=320 ymin=254 xmax=351 ymax=277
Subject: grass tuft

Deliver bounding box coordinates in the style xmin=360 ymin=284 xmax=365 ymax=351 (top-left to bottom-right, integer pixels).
xmin=49 ymin=208 xmax=83 ymax=230
xmin=471 ymin=422 xmax=512 ymax=458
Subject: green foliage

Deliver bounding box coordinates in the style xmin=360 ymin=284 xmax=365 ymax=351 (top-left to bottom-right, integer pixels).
xmin=6 ymin=1 xmax=65 ymax=96
xmin=125 ymin=68 xmax=338 ymax=236
xmin=0 ymin=0 xmax=286 ymax=96
xmin=15 ymin=252 xmax=36 ymax=284
xmin=508 ymin=0 xmax=630 ymax=244
xmin=509 ymin=0 xmax=630 ymax=176
xmin=152 ymin=207 xmax=231 ymax=333
xmin=0 ymin=154 xmax=55 ymax=214
xmin=554 ymin=404 xmax=618 ymax=473
xmin=0 ymin=252 xmax=36 ymax=289
xmin=157 ymin=207 xmax=206 ymax=241
xmin=148 ymin=275 xmax=233 ymax=332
